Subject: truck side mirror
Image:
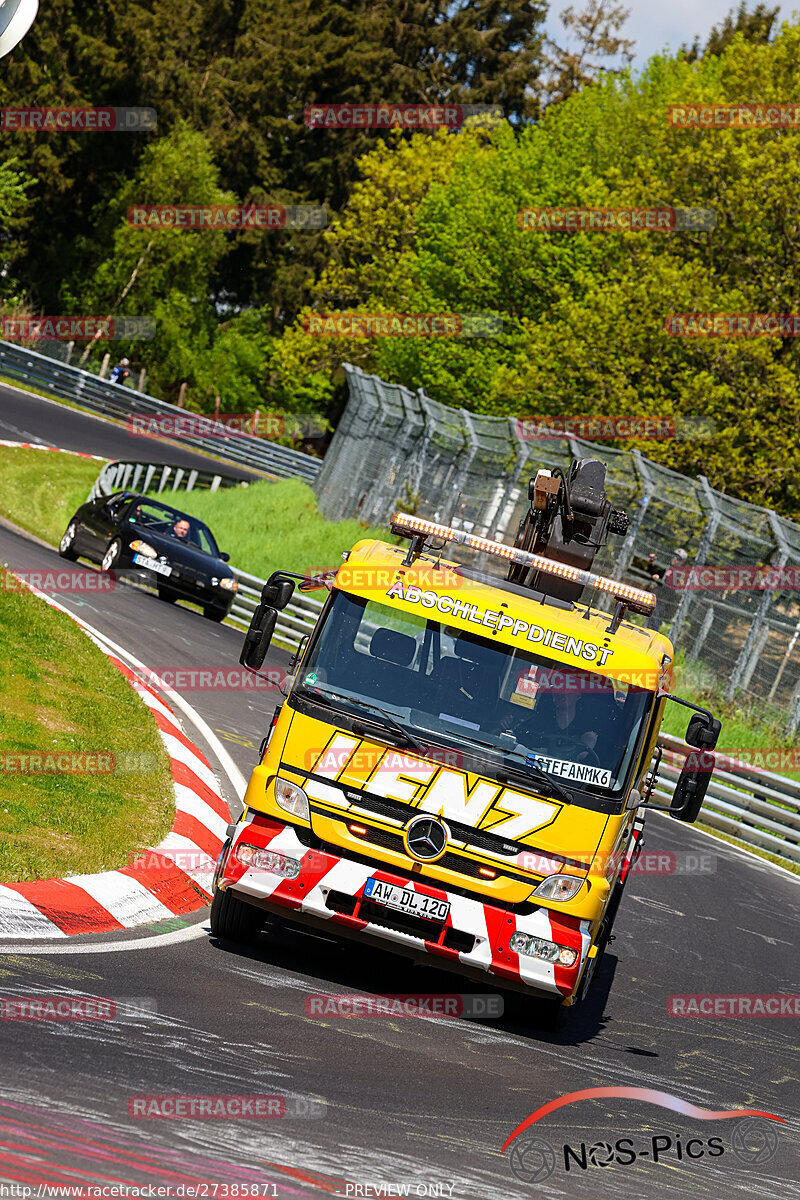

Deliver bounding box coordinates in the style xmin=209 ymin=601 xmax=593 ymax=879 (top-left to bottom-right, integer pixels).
xmin=685 ymin=712 xmax=721 ymax=750
xmin=261 ymin=573 xmax=295 ymax=610
xmin=239 ymin=604 xmax=278 ymax=671
xmin=288 ymin=633 xmax=310 ymax=675
xmin=670 ymin=750 xmax=715 ymax=823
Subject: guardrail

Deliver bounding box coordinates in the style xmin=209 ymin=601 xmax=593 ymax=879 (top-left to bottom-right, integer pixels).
xmin=222 ymin=566 xmax=800 ymax=870
xmin=653 ymin=732 xmax=800 ymax=867
xmin=228 ymin=567 xmax=325 ymax=653
xmin=89 ymin=460 xmax=247 ymax=502
xmin=0 ymin=339 xmax=322 ymax=483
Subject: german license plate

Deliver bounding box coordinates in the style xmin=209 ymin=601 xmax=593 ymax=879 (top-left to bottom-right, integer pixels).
xmin=133 ymin=554 xmax=172 ymax=577
xmin=363 ymin=878 xmax=450 ymax=922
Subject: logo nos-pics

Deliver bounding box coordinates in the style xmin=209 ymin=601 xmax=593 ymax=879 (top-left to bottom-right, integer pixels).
xmin=0 ymin=0 xmax=38 ymax=58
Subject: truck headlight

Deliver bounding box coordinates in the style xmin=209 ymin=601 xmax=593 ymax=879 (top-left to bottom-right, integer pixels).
xmin=130 ymin=540 xmax=157 ymax=557
xmin=533 ymin=874 xmax=584 ymax=902
xmin=218 ymin=577 xmax=238 ymax=591
xmin=509 ymin=931 xmax=577 ymax=966
xmin=235 ymin=843 xmax=300 ymax=878
xmin=274 ymin=777 xmax=310 ymax=820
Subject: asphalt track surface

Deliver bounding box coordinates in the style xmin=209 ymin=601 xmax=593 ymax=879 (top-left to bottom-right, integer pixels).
xmin=0 ymin=399 xmax=799 ymax=1198
xmin=0 ymin=380 xmax=260 ymax=478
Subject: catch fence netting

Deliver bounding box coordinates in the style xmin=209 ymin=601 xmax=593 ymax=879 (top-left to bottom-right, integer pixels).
xmin=314 ymin=365 xmax=800 ymax=734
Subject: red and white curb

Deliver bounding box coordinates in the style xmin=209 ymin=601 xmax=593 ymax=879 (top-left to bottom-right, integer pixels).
xmin=0 ymin=580 xmax=232 ymax=939
xmin=0 ymin=439 xmax=106 ymax=460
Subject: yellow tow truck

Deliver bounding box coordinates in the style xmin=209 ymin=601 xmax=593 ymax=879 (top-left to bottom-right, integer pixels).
xmin=211 ymin=458 xmax=720 ymax=1026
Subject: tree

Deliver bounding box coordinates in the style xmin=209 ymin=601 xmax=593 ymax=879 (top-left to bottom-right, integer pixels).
xmin=64 ymin=123 xmax=235 ymax=401
xmin=683 ymin=2 xmax=779 ymax=62
xmin=543 ymin=0 xmax=634 ymax=105
xmin=0 ymin=0 xmax=551 ymax=327
xmin=270 ymin=22 xmax=800 ymax=519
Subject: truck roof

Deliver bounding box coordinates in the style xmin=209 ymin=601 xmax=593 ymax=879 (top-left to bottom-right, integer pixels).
xmin=334 ymin=539 xmax=673 ymax=691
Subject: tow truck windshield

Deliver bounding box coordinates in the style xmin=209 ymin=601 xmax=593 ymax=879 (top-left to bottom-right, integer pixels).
xmin=296 ymin=592 xmax=653 ymax=797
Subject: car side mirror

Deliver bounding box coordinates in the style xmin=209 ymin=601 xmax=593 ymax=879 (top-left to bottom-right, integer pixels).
xmin=685 ymin=712 xmax=721 ymax=750
xmin=239 ymin=604 xmax=278 ymax=671
xmin=670 ymin=750 xmax=715 ymax=823
xmin=261 ymin=572 xmax=295 ymax=610
xmin=220 ymin=552 xmax=230 ymax=562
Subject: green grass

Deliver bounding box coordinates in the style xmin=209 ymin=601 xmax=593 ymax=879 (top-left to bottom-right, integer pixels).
xmin=147 ymin=475 xmax=399 ymax=599
xmin=0 ymin=567 xmax=174 ymax=882
xmin=660 ymin=648 xmax=798 ymax=767
xmin=695 ymin=821 xmax=800 ymax=875
xmin=0 ymin=445 xmax=100 ymax=546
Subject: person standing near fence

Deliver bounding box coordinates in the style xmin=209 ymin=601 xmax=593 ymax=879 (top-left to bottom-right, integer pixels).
xmin=109 ymin=357 xmax=131 ymax=385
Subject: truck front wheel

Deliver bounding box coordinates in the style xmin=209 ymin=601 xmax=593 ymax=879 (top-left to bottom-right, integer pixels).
xmin=210 ymin=887 xmax=263 ymax=944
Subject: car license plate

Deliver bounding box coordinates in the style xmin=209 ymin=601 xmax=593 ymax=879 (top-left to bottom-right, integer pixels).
xmin=133 ymin=554 xmax=172 ymax=577
xmin=363 ymin=878 xmax=450 ymax=922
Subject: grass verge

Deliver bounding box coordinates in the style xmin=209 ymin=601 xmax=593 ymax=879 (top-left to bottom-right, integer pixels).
xmin=660 ymin=648 xmax=798 ymax=765
xmin=0 ymin=566 xmax=174 ymax=881
xmin=0 ymin=445 xmax=99 ymax=546
xmin=148 ymin=475 xmax=398 ymax=599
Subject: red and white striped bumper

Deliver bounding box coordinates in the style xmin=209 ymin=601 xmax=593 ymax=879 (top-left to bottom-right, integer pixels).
xmin=217 ymin=813 xmax=592 ymax=999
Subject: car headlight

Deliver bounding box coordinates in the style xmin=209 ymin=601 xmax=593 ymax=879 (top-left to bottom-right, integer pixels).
xmin=130 ymin=540 xmax=157 ymax=558
xmin=274 ymin=777 xmax=310 ymax=820
xmin=509 ymin=931 xmax=578 ymax=966
xmin=235 ymin=843 xmax=300 ymax=878
xmin=218 ymin=577 xmax=238 ymax=591
xmin=533 ymin=874 xmax=584 ymax=902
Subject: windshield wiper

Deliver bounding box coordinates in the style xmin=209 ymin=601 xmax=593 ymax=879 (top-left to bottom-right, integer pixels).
xmin=515 ymin=757 xmax=573 ymax=807
xmin=437 ymin=730 xmax=573 ymax=806
xmin=294 ymin=686 xmax=425 ymax=753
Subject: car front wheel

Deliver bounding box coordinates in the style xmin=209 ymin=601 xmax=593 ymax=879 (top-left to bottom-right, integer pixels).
xmin=203 ymin=604 xmax=227 ymax=622
xmin=58 ymin=521 xmax=79 ymax=561
xmin=101 ymin=538 xmax=122 ymax=572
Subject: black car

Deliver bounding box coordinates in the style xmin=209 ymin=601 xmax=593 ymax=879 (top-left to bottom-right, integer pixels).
xmin=58 ymin=491 xmax=238 ymax=621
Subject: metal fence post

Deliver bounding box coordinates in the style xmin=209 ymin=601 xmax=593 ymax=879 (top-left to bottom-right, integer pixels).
xmin=785 ymin=674 xmax=800 ymax=738
xmin=726 ymin=511 xmax=789 ymax=701
xmin=669 ymin=477 xmax=721 ymax=644
xmin=689 ymin=604 xmax=715 ymax=661
xmin=611 ymin=450 xmax=654 ymax=580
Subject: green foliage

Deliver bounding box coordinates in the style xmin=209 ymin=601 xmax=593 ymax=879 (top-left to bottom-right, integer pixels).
xmin=274 ymin=23 xmax=800 ymax=519
xmin=62 ymin=123 xmax=232 ymax=399
xmin=146 ymin=476 xmax=397 ymax=598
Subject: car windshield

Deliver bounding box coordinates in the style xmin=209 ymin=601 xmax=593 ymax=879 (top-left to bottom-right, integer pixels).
xmin=124 ymin=499 xmax=218 ymax=556
xmin=297 ymin=593 xmax=654 ymax=799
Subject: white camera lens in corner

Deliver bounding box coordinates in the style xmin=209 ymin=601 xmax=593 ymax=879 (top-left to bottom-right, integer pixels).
xmin=0 ymin=0 xmax=39 ymax=60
